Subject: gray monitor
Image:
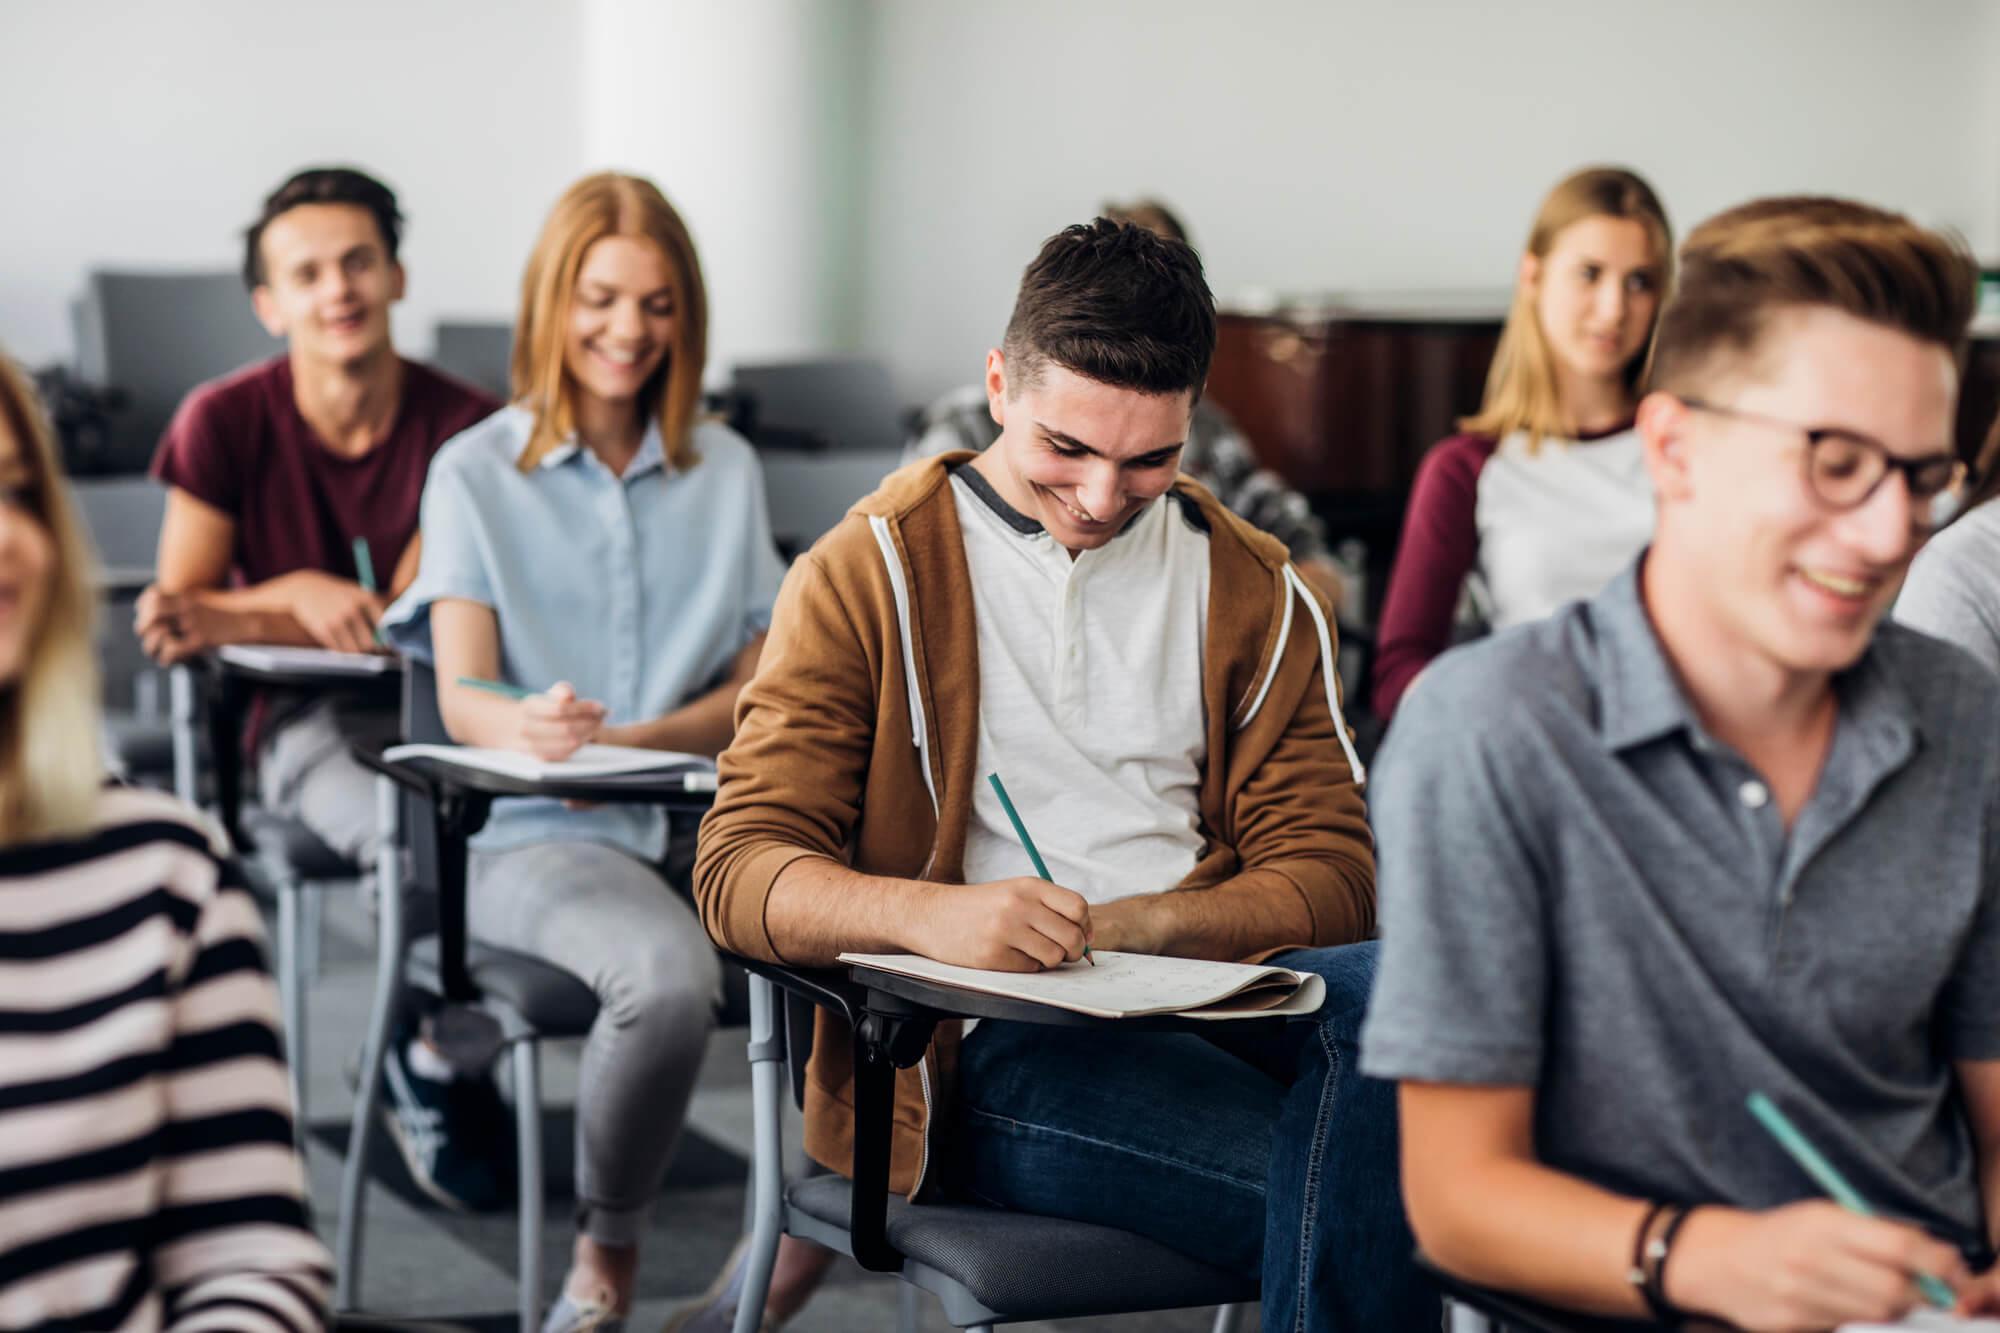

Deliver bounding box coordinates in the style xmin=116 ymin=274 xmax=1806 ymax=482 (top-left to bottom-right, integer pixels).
xmin=731 ymin=358 xmax=905 ymax=453
xmin=433 ymin=320 xmax=513 ymax=401
xmin=74 ymin=270 xmax=281 ymax=472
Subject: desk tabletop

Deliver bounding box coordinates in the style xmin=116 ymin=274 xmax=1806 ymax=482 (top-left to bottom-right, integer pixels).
xmin=354 ymin=741 xmax=716 ymax=810
xmin=849 ymin=964 xmax=1305 ymax=1033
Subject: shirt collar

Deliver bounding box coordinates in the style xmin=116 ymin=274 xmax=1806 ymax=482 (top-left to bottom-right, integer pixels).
xmin=519 ymin=417 xmax=671 ymax=479
xmin=948 ymin=459 xmax=1161 ymax=545
xmin=1593 ymin=555 xmax=1921 ymax=759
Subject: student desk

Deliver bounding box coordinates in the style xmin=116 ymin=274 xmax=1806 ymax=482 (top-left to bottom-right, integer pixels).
xmin=734 ymin=954 xmax=1312 ymax=1278
xmin=350 ymin=741 xmax=714 ymax=1005
xmin=175 ymin=652 xmax=402 ymax=845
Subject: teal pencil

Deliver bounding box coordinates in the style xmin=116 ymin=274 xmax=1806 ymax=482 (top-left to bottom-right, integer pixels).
xmin=456 ymin=675 xmax=536 ymax=700
xmin=986 ymin=772 xmax=1093 ymax=965
xmin=1746 ymin=1092 xmax=1955 ymax=1310
xmin=353 ymin=537 xmax=387 ymax=647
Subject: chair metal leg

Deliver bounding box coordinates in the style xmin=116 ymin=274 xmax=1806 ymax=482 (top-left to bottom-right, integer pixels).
xmin=734 ymin=976 xmax=786 ymax=1333
xmin=1211 ymin=1302 xmax=1251 ymax=1333
xmin=335 ymin=776 xmax=409 ymax=1310
xmin=896 ymin=1279 xmax=923 ymax=1333
xmin=1446 ymin=1297 xmax=1502 ymax=1332
xmin=169 ymin=664 xmax=198 ymax=806
xmin=515 ymin=1040 xmax=545 ymax=1333
xmin=276 ymin=881 xmax=308 ymax=1154
xmin=303 ymin=884 xmax=325 ymax=981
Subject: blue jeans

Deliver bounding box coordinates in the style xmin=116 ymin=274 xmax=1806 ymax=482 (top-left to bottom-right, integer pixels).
xmin=950 ymin=941 xmax=1435 ymax=1331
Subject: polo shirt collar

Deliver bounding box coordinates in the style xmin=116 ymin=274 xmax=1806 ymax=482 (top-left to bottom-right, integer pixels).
xmin=948 ymin=459 xmax=1165 ymax=543
xmin=1593 ymin=555 xmax=1922 ymax=762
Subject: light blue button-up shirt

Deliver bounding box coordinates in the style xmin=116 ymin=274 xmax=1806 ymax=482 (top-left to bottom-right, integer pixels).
xmin=382 ymin=405 xmax=785 ymax=858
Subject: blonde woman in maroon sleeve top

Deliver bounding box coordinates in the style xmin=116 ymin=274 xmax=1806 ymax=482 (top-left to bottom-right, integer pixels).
xmin=1372 ymin=166 xmax=1672 ymax=723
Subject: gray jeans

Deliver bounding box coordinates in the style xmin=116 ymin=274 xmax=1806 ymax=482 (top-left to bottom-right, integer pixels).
xmin=258 ymin=697 xmax=390 ymax=870
xmin=469 ymin=833 xmax=718 ymax=1247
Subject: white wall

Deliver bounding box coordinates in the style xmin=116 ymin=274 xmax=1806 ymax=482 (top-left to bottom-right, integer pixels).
xmin=857 ymin=0 xmax=1996 ymax=402
xmin=5 ymin=1 xmax=1993 ymax=402
xmin=579 ymin=0 xmax=870 ymax=377
xmin=0 ymin=0 xmax=582 ymax=368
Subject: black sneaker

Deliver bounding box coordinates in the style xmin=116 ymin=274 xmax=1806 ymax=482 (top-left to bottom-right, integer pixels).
xmin=377 ymin=1031 xmax=515 ymax=1213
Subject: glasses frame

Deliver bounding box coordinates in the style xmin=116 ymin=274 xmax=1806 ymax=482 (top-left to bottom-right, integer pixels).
xmin=1677 ymin=397 xmax=1965 ymax=519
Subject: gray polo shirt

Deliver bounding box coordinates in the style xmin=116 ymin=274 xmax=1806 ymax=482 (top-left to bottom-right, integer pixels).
xmin=1360 ymin=561 xmax=2000 ymax=1246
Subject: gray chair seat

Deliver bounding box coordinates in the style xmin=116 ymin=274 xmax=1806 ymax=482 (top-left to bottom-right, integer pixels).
xmin=103 ymin=711 xmax=176 ymax=783
xmin=243 ymin=808 xmax=359 ymax=882
xmin=408 ymin=938 xmax=598 ymax=1035
xmin=786 ymin=1175 xmax=1256 ymax=1322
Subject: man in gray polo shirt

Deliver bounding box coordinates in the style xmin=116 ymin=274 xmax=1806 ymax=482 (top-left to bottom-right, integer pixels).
xmin=1363 ymin=195 xmax=2000 ymax=1328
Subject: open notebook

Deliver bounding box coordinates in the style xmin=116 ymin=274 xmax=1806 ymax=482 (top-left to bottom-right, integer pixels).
xmin=382 ymin=742 xmax=717 ymax=789
xmin=217 ymin=644 xmax=395 ymax=675
xmin=1843 ymin=1316 xmax=2000 ymax=1330
xmin=837 ymin=950 xmax=1326 ymax=1021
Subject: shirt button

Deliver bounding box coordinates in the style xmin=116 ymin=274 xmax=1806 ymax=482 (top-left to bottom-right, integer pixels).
xmin=1738 ymin=780 xmax=1770 ymax=810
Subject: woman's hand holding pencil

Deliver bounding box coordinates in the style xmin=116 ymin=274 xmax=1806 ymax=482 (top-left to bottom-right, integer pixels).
xmin=458 ymin=675 xmax=607 ymax=762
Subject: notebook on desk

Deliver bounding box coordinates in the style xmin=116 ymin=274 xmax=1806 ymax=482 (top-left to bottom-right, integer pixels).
xmin=217 ymin=645 xmax=396 ymax=675
xmin=836 ymin=950 xmax=1326 ymax=1021
xmin=381 ymin=741 xmax=717 ymax=789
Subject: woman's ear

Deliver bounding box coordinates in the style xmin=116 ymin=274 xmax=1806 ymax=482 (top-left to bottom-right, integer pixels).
xmin=1517 ymin=251 xmax=1541 ymax=294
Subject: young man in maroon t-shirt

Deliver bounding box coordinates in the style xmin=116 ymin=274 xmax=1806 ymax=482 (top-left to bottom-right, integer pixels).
xmin=136 ymin=166 xmax=503 ymax=1210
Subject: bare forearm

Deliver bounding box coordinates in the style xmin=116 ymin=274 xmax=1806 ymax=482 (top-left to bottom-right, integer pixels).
xmin=765 ymin=858 xmax=930 ymax=966
xmin=600 ymin=678 xmax=743 ymax=758
xmin=438 ymin=685 xmax=533 ymax=750
xmin=165 ymin=585 xmax=315 ymax=646
xmin=1416 ymin=1153 xmax=1655 ymax=1317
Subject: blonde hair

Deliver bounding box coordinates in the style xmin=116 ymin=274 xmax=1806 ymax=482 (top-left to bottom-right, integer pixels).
xmin=1461 ymin=166 xmax=1673 ymax=450
xmin=510 ymin=173 xmax=709 ymax=472
xmin=0 ymin=352 xmax=103 ymax=843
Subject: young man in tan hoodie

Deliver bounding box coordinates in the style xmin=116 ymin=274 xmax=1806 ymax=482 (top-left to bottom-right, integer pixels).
xmin=686 ymin=219 xmax=1432 ymax=1331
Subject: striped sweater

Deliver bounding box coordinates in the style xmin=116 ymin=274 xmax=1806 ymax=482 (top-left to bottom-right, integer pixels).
xmin=0 ymin=786 xmax=330 ymax=1331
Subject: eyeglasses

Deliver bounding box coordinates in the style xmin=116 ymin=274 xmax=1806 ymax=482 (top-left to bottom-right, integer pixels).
xmin=1679 ymin=398 xmax=1965 ymax=523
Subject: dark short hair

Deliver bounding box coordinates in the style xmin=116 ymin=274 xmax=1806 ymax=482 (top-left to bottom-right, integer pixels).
xmin=1648 ymin=195 xmax=1977 ymax=397
xmin=1001 ymin=218 xmax=1217 ymax=402
xmin=242 ymin=166 xmax=404 ymax=290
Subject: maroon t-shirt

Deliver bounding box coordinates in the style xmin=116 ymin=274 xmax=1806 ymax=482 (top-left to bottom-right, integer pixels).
xmin=150 ymin=355 xmax=499 ymax=586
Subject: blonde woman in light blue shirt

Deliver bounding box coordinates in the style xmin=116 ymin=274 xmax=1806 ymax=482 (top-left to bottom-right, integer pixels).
xmin=384 ymin=173 xmax=784 ymax=1333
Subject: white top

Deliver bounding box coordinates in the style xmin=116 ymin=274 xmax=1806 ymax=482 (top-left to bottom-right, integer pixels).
xmin=950 ymin=465 xmax=1210 ymax=904
xmin=1895 ymin=497 xmax=2000 ymax=675
xmin=1474 ymin=427 xmax=1654 ymax=629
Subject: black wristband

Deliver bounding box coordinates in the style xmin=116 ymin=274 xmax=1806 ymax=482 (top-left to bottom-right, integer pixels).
xmin=1628 ymin=1200 xmax=1673 ymax=1297
xmin=1643 ymin=1205 xmax=1700 ymax=1326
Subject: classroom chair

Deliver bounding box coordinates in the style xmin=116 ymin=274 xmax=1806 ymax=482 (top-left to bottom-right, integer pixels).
xmin=335 ymin=658 xmax=600 ymax=1333
xmin=167 ymin=659 xmax=357 ymax=1150
xmin=729 ymin=961 xmax=1258 ymax=1333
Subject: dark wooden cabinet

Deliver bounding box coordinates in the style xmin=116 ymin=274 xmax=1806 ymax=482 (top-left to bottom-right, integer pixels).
xmin=1208 ymin=307 xmax=1502 ymax=500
